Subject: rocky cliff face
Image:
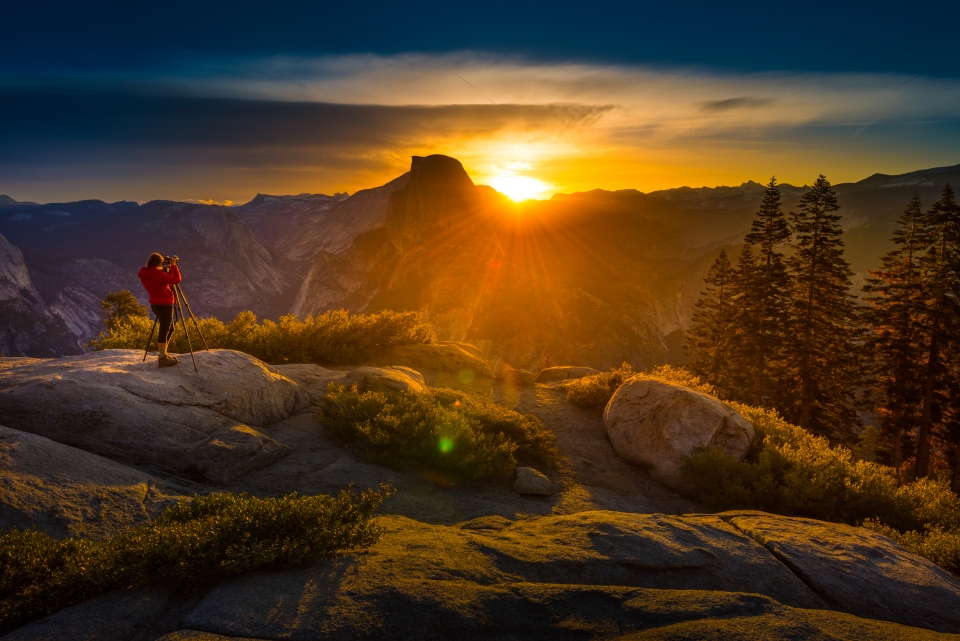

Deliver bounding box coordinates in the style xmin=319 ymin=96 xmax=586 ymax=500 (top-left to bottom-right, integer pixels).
xmin=0 ymin=199 xmax=304 ymax=350
xmin=0 ymin=233 xmax=81 ymax=356
xmin=235 ymin=174 xmax=409 ymax=264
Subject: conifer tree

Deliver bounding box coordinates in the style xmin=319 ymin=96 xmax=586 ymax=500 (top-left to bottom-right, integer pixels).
xmin=862 ymin=194 xmax=929 ymax=469
xmin=686 ymin=249 xmax=737 ymax=391
xmin=734 ymin=177 xmax=793 ymax=407
xmin=915 ymin=184 xmax=960 ymax=478
xmin=785 ymin=175 xmax=860 ymax=440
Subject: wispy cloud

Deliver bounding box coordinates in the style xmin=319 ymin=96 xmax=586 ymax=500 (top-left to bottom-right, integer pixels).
xmin=2 ymin=53 xmax=959 ymax=202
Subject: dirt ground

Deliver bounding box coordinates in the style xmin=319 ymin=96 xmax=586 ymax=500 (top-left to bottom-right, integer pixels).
xmin=228 ymin=370 xmax=699 ymax=524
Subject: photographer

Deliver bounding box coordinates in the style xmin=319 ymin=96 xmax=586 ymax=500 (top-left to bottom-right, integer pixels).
xmin=138 ymin=252 xmax=182 ymax=367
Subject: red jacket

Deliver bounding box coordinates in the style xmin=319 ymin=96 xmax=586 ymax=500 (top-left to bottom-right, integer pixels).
xmin=138 ymin=265 xmax=181 ymax=305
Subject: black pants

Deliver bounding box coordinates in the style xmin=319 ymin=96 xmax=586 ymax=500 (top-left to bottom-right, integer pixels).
xmin=151 ymin=304 xmax=175 ymax=343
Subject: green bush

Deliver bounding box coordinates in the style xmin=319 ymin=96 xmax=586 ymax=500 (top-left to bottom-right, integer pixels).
xmin=663 ymin=366 xmax=960 ymax=575
xmin=864 ymin=520 xmax=960 ymax=575
xmin=319 ymin=384 xmax=561 ymax=479
xmin=90 ymin=298 xmax=436 ymax=365
xmin=0 ymin=489 xmax=386 ymax=632
xmin=564 ymin=362 xmax=634 ymax=407
xmin=564 ymin=363 xmax=717 ymax=408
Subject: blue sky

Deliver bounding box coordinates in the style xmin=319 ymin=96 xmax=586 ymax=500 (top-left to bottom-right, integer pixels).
xmin=3 ymin=0 xmax=959 ymax=202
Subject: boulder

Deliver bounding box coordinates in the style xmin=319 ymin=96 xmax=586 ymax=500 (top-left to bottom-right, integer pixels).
xmin=513 ymin=467 xmax=554 ymax=496
xmin=496 ymin=363 xmax=536 ymax=387
xmin=603 ymin=376 xmax=754 ymax=492
xmin=275 ymin=364 xmax=426 ymax=403
xmin=373 ymin=343 xmax=494 ymax=378
xmin=722 ymin=511 xmax=960 ymax=633
xmin=535 ymin=366 xmax=601 ymax=383
xmin=0 ymin=425 xmax=180 ymax=539
xmin=0 ymin=349 xmax=304 ymax=482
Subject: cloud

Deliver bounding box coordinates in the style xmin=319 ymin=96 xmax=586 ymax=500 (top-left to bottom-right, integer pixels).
xmin=697 ymin=97 xmax=773 ymax=113
xmin=1 ymin=53 xmax=960 ymax=202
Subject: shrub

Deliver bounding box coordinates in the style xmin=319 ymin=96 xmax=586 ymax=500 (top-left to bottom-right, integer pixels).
xmin=864 ymin=520 xmax=960 ymax=576
xmin=564 ymin=362 xmax=634 ymax=407
xmin=665 ymin=366 xmax=960 ymax=575
xmin=320 ymin=384 xmax=561 ymax=479
xmin=0 ymin=489 xmax=386 ymax=632
xmin=563 ymin=364 xmax=717 ymax=409
xmin=90 ymin=294 xmax=436 ymax=365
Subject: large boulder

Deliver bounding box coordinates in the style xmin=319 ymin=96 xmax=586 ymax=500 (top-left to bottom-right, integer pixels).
xmin=603 ymin=376 xmax=754 ymax=492
xmin=276 ymin=364 xmax=426 ymax=403
xmin=372 ymin=343 xmax=494 ymax=378
xmin=0 ymin=425 xmax=180 ymax=539
xmin=0 ymin=349 xmax=306 ymax=482
xmin=535 ymin=366 xmax=601 ymax=383
xmin=722 ymin=511 xmax=960 ymax=633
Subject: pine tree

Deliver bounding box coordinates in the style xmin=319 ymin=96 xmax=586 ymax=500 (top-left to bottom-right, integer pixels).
xmin=861 ymin=194 xmax=929 ymax=469
xmin=785 ymin=175 xmax=860 ymax=440
xmin=686 ymin=249 xmax=737 ymax=391
xmin=734 ymin=177 xmax=793 ymax=407
xmin=915 ymin=184 xmax=960 ymax=478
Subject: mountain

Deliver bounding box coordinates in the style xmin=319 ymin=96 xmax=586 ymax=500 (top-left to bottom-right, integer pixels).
xmin=2 ymin=159 xmax=957 ymax=362
xmin=0 ymin=199 xmax=300 ymax=351
xmin=0 ymin=233 xmax=82 ymax=356
xmin=234 ymin=173 xmax=409 ymax=264
xmin=290 ymin=157 xmax=960 ymax=370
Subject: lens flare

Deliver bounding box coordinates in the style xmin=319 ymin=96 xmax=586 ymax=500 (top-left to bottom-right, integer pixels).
xmin=489 ymin=174 xmax=550 ymax=202
xmin=438 ymin=437 xmax=454 ymax=453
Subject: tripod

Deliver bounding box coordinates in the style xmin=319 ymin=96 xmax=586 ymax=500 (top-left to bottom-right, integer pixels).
xmin=142 ymin=282 xmax=210 ymax=372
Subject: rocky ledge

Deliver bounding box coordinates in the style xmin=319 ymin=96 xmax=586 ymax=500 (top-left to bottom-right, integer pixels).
xmin=2 ymin=349 xmax=960 ymax=640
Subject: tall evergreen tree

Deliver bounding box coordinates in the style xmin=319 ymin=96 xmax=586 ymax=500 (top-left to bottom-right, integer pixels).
xmin=862 ymin=194 xmax=929 ymax=469
xmin=734 ymin=177 xmax=793 ymax=407
xmin=785 ymin=175 xmax=860 ymax=440
xmin=686 ymin=249 xmax=737 ymax=391
xmin=915 ymin=184 xmax=960 ymax=478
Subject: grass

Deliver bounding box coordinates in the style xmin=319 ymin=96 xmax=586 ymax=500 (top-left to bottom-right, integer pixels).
xmin=0 ymin=488 xmax=387 ymax=632
xmin=639 ymin=366 xmax=960 ymax=576
xmin=319 ymin=384 xmax=562 ymax=480
xmin=90 ymin=293 xmax=436 ymax=365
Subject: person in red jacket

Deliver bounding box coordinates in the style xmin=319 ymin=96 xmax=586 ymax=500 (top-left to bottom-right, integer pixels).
xmin=138 ymin=252 xmax=182 ymax=367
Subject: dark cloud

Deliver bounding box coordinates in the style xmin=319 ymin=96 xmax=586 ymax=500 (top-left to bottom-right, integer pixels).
xmin=0 ymin=84 xmax=612 ymax=201
xmin=698 ymin=96 xmax=773 ymax=113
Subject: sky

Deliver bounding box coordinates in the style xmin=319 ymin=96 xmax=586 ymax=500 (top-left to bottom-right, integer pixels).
xmin=3 ymin=0 xmax=960 ymax=203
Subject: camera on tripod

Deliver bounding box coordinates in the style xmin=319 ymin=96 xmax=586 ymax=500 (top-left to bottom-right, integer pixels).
xmin=162 ymin=255 xmax=179 ymax=266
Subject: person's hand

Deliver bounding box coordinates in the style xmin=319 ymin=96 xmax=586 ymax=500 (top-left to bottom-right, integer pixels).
xmin=169 ymin=256 xmax=179 ymax=265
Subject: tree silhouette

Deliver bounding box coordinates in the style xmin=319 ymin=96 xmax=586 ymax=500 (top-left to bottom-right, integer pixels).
xmin=785 ymin=175 xmax=860 ymax=440
xmin=733 ymin=177 xmax=793 ymax=407
xmin=862 ymin=194 xmax=929 ymax=469
xmin=915 ymin=184 xmax=960 ymax=478
xmin=686 ymin=249 xmax=737 ymax=391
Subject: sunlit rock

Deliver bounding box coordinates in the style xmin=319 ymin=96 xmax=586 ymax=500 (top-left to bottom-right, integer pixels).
xmin=603 ymin=376 xmax=754 ymax=492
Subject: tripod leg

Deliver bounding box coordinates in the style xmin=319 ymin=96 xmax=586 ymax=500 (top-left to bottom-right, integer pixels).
xmin=175 ymin=284 xmax=210 ymax=350
xmin=172 ymin=288 xmax=198 ymax=372
xmin=142 ymin=318 xmax=158 ymax=362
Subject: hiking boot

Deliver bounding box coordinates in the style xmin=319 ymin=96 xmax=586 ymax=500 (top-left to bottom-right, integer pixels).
xmin=158 ymin=355 xmax=180 ymax=367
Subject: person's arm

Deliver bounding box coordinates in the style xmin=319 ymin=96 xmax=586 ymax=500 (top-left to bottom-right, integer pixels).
xmin=155 ymin=265 xmax=182 ymax=285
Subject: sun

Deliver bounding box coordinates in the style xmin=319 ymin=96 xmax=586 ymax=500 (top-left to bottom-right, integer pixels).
xmin=489 ymin=174 xmax=550 ymax=202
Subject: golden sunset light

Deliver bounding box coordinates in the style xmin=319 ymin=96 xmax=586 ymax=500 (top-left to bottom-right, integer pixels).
xmin=487 ymin=174 xmax=551 ymax=201
xmin=5 ymin=3 xmax=960 ymax=636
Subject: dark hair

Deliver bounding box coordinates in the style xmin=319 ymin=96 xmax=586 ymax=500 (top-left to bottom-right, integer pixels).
xmin=146 ymin=252 xmax=164 ymax=268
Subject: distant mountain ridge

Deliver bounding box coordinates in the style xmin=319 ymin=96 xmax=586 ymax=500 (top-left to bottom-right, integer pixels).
xmin=1 ymin=160 xmax=957 ymax=359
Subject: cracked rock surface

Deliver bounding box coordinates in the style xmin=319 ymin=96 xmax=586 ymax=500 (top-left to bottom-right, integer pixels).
xmin=0 ymin=349 xmax=304 ymax=481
